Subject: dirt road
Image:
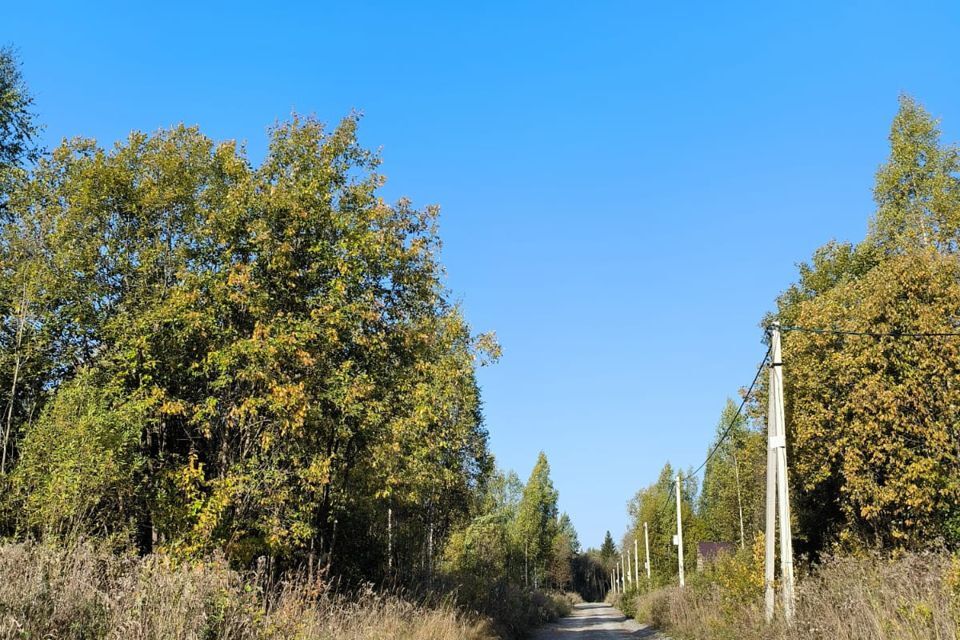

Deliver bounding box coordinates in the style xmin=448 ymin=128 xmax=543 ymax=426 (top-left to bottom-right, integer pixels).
xmin=533 ymin=602 xmax=669 ymax=639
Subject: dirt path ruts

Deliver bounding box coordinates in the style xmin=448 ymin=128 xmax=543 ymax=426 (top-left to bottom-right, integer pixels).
xmin=532 ymin=602 xmax=670 ymax=639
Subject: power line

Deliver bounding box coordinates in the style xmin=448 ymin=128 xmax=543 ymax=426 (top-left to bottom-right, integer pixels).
xmin=781 ymin=324 xmax=960 ymax=338
xmin=686 ymin=344 xmax=772 ymax=479
xmin=625 ymin=345 xmax=770 ymax=537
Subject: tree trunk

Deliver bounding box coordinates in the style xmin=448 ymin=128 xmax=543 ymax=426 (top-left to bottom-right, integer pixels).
xmin=1 ymin=279 xmax=29 ymax=474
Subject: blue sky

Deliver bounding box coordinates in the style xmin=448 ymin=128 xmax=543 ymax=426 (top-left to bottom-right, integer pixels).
xmin=5 ymin=1 xmax=960 ymax=549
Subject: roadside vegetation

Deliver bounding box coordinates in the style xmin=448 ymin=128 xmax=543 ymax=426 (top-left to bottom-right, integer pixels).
xmin=0 ymin=48 xmax=581 ymax=639
xmin=607 ymin=95 xmax=960 ymax=639
xmin=611 ymin=546 xmax=960 ymax=639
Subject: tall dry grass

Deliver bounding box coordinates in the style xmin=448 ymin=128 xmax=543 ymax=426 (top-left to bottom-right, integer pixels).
xmin=0 ymin=540 xmax=494 ymax=640
xmin=626 ymin=550 xmax=960 ymax=640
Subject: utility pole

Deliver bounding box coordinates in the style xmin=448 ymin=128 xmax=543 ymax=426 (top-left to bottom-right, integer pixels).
xmin=643 ymin=521 xmax=651 ymax=579
xmin=674 ymin=474 xmax=685 ymax=588
xmin=634 ymin=538 xmax=640 ymax=584
xmin=620 ymin=554 xmax=625 ymax=592
xmin=764 ymin=322 xmax=795 ymax=622
xmin=626 ymin=548 xmax=632 ymax=587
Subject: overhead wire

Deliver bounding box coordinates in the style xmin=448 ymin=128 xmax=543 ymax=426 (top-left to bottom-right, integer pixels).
xmin=780 ymin=324 xmax=960 ymax=338
xmin=618 ymin=321 xmax=960 ymax=589
xmin=623 ymin=342 xmax=772 ymax=565
xmin=686 ymin=343 xmax=772 ymax=480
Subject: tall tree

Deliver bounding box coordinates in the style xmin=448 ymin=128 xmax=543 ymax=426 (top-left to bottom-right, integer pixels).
xmin=513 ymin=452 xmax=559 ymax=588
xmin=870 ymin=95 xmax=960 ymax=253
xmin=698 ymin=399 xmax=765 ymax=546
xmin=599 ymin=530 xmax=617 ymax=562
xmin=626 ymin=463 xmax=697 ymax=586
xmin=0 ymin=47 xmax=40 ymax=478
xmin=0 ymin=47 xmax=38 ymax=212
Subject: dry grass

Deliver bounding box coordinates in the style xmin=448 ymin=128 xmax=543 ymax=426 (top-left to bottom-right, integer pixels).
xmin=626 ymin=551 xmax=960 ymax=640
xmin=0 ymin=540 xmax=494 ymax=640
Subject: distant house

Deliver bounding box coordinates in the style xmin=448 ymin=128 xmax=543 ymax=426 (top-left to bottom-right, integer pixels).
xmin=696 ymin=541 xmax=735 ymax=571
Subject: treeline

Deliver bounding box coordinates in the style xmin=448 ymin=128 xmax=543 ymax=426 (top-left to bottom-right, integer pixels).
xmin=611 ymin=96 xmax=960 ymax=636
xmin=0 ymin=47 xmax=584 ymax=636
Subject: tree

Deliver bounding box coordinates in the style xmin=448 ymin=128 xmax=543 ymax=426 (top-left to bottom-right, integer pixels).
xmin=0 ymin=47 xmax=41 ymax=478
xmin=547 ymin=512 xmax=578 ymax=589
xmin=870 ymin=95 xmax=960 ymax=253
xmin=13 ymin=368 xmax=145 ymax=539
xmin=513 ymin=452 xmax=559 ymax=588
xmin=626 ymin=463 xmax=697 ymax=586
xmin=698 ymin=399 xmax=765 ymax=546
xmin=0 ymin=47 xmax=38 ymax=212
xmin=599 ymin=530 xmax=617 ymax=562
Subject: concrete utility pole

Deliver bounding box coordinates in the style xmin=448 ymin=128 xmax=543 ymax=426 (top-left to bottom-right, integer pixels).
xmin=626 ymin=549 xmax=632 ymax=586
xmin=764 ymin=323 xmax=795 ymax=622
xmin=643 ymin=521 xmax=651 ymax=579
xmin=634 ymin=538 xmax=640 ymax=584
xmin=674 ymin=474 xmax=685 ymax=588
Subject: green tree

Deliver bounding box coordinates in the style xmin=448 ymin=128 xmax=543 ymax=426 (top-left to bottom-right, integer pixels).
xmin=599 ymin=530 xmax=617 ymax=562
xmin=698 ymin=399 xmax=765 ymax=546
xmin=13 ymin=368 xmax=146 ymax=540
xmin=0 ymin=47 xmax=38 ymax=211
xmin=0 ymin=47 xmax=41 ymax=480
xmin=626 ymin=463 xmax=697 ymax=586
xmin=870 ymin=95 xmax=960 ymax=253
xmin=547 ymin=512 xmax=579 ymax=589
xmin=513 ymin=452 xmax=559 ymax=588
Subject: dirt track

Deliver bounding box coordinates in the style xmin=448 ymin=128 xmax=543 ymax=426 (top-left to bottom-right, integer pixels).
xmin=532 ymin=602 xmax=670 ymax=639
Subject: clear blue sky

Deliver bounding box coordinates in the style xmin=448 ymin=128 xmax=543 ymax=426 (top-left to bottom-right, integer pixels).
xmin=5 ymin=1 xmax=960 ymax=549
